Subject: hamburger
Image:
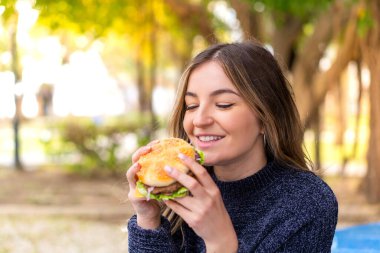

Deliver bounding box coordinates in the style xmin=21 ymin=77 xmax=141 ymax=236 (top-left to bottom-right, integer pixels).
xmin=135 ymin=138 xmax=204 ymax=201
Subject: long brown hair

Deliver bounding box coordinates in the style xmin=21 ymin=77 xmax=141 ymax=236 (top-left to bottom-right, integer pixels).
xmin=165 ymin=40 xmax=313 ymax=234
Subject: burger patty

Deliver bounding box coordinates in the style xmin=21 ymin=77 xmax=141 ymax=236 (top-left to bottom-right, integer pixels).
xmin=150 ymin=181 xmax=183 ymax=195
xmin=147 ymin=171 xmax=194 ymax=195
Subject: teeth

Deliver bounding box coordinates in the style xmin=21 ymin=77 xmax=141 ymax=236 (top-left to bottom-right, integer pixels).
xmin=199 ymin=136 xmax=222 ymax=142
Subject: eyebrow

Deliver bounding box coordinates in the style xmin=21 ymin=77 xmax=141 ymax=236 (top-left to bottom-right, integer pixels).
xmin=185 ymin=89 xmax=240 ymax=97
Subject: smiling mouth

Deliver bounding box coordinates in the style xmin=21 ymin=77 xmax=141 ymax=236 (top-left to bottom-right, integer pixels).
xmin=197 ymin=136 xmax=224 ymax=142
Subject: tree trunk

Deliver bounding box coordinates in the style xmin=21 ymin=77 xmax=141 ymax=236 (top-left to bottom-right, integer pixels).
xmin=136 ymin=49 xmax=146 ymax=111
xmin=165 ymin=0 xmax=218 ymax=44
xmin=361 ymin=0 xmax=380 ymax=203
xmin=312 ymin=107 xmax=322 ymax=171
xmin=342 ymin=60 xmax=363 ymax=174
xmin=272 ymin=15 xmax=303 ymax=71
xmin=364 ymin=49 xmax=380 ymax=202
xmin=301 ymin=9 xmax=358 ymax=128
xmin=148 ymin=0 xmax=158 ymax=135
xmin=10 ymin=14 xmax=23 ymax=170
xmin=229 ymin=0 xmax=265 ymax=41
xmin=292 ymin=2 xmax=352 ymax=125
xmin=135 ymin=0 xmax=159 ymax=139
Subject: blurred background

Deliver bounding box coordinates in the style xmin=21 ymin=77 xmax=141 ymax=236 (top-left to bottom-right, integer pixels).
xmin=0 ymin=0 xmax=380 ymax=252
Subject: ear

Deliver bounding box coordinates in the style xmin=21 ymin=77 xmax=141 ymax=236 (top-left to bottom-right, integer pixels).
xmin=260 ymin=123 xmax=265 ymax=135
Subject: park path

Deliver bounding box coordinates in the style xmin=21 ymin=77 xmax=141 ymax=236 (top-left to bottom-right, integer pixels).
xmin=1 ymin=169 xmax=380 ymax=252
xmin=0 ymin=169 xmax=132 ymax=253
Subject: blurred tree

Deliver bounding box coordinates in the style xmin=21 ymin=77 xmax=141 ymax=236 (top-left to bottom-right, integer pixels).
xmin=359 ymin=0 xmax=380 ymax=202
xmin=2 ymin=0 xmax=220 ymax=170
xmin=34 ymin=0 xmax=218 ymax=138
xmin=1 ymin=0 xmax=24 ymax=170
xmin=228 ymin=0 xmax=356 ymax=171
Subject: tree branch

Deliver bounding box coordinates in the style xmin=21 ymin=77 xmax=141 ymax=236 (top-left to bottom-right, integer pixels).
xmin=165 ymin=0 xmax=218 ymax=44
xmin=305 ymin=10 xmax=359 ymax=127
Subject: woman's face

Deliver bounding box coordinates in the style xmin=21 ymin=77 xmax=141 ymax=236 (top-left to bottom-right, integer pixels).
xmin=183 ymin=61 xmax=266 ymax=176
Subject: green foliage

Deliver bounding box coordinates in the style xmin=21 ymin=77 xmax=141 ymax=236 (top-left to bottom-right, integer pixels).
xmin=35 ymin=0 xmax=126 ymax=37
xmin=41 ymin=115 xmax=151 ymax=176
xmin=357 ymin=7 xmax=374 ymax=38
xmin=0 ymin=0 xmax=17 ymax=22
xmin=244 ymin=0 xmax=332 ymax=20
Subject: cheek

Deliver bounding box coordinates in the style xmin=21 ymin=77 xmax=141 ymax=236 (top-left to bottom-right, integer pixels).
xmin=232 ymin=111 xmax=261 ymax=133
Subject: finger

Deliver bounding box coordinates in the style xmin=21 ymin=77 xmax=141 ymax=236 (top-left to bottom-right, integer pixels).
xmin=131 ymin=146 xmax=152 ymax=163
xmin=147 ymin=139 xmax=160 ymax=146
xmin=127 ymin=163 xmax=145 ymax=202
xmin=164 ymin=165 xmax=205 ymax=196
xmin=126 ymin=162 xmax=140 ymax=187
xmin=165 ymin=199 xmax=204 ymax=231
xmin=127 ymin=164 xmax=151 ymax=202
xmin=171 ymin=195 xmax=201 ymax=210
xmin=164 ymin=199 xmax=192 ymax=219
xmin=178 ymin=153 xmax=215 ymax=187
xmin=131 ymin=139 xmax=160 ymax=163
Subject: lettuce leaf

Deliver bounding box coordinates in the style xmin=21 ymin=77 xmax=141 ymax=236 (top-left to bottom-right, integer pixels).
xmin=196 ymin=149 xmax=205 ymax=165
xmin=136 ymin=181 xmax=189 ymax=201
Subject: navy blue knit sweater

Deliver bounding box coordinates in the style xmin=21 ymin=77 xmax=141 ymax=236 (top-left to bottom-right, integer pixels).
xmin=128 ymin=161 xmax=338 ymax=252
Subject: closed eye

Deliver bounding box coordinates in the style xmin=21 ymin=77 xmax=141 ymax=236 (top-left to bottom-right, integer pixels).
xmin=185 ymin=104 xmax=199 ymax=111
xmin=216 ymin=103 xmax=234 ymax=109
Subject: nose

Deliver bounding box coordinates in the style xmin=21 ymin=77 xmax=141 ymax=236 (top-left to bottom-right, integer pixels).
xmin=193 ymin=106 xmax=214 ymax=127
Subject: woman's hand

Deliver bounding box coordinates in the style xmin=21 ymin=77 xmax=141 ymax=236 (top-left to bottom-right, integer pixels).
xmin=163 ymin=154 xmax=238 ymax=253
xmin=126 ymin=142 xmax=161 ymax=229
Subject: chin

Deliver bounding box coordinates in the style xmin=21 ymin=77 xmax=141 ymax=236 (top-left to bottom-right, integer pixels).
xmin=202 ymin=156 xmax=219 ymax=167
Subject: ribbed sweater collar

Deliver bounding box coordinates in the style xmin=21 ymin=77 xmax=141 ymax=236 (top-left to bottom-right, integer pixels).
xmin=209 ymin=161 xmax=288 ymax=200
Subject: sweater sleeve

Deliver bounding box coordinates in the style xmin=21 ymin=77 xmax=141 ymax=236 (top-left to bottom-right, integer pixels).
xmin=127 ymin=215 xmax=179 ymax=253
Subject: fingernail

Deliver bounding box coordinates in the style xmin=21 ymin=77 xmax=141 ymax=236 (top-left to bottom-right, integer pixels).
xmin=164 ymin=165 xmax=173 ymax=173
xmin=178 ymin=153 xmax=186 ymax=160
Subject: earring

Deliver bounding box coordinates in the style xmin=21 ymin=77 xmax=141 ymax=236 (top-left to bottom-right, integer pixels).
xmin=263 ymin=133 xmax=267 ymax=146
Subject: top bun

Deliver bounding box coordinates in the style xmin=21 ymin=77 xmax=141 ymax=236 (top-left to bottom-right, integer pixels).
xmin=136 ymin=138 xmax=195 ymax=187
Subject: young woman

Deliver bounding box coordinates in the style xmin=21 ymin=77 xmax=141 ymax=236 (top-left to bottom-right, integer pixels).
xmin=126 ymin=41 xmax=338 ymax=252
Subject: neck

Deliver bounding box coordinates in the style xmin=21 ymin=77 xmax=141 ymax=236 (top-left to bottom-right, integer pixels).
xmin=213 ymin=152 xmax=267 ymax=181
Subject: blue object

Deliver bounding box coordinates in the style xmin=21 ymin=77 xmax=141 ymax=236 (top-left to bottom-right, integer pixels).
xmin=332 ymin=222 xmax=380 ymax=252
